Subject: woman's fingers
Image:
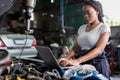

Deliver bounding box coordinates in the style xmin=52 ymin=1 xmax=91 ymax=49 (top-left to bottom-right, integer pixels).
xmin=58 ymin=58 xmax=65 ymax=63
xmin=58 ymin=58 xmax=78 ymax=66
xmin=58 ymin=58 xmax=69 ymax=66
xmin=60 ymin=60 xmax=67 ymax=66
xmin=69 ymin=60 xmax=80 ymax=66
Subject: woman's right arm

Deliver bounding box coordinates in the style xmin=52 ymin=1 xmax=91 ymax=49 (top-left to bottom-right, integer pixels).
xmin=66 ymin=41 xmax=80 ymax=59
xmin=58 ymin=41 xmax=80 ymax=66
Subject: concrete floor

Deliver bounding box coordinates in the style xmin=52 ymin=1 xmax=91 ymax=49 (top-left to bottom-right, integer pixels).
xmin=110 ymin=74 xmax=120 ymax=80
xmin=110 ymin=77 xmax=120 ymax=80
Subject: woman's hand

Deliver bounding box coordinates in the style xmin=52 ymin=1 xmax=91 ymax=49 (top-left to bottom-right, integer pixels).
xmin=58 ymin=58 xmax=80 ymax=66
xmin=58 ymin=58 xmax=70 ymax=66
xmin=68 ymin=59 xmax=80 ymax=66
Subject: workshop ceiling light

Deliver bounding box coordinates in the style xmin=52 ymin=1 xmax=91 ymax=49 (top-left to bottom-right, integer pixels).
xmin=50 ymin=14 xmax=54 ymax=17
xmin=51 ymin=0 xmax=54 ymax=3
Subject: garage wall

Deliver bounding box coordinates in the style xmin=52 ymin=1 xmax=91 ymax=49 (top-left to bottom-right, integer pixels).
xmin=34 ymin=0 xmax=85 ymax=32
xmin=110 ymin=27 xmax=120 ymax=48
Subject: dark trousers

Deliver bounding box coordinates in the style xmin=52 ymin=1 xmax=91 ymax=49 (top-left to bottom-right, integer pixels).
xmin=91 ymin=58 xmax=110 ymax=79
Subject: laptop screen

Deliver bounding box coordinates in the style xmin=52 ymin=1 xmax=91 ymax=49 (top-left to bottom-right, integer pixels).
xmin=36 ymin=46 xmax=61 ymax=71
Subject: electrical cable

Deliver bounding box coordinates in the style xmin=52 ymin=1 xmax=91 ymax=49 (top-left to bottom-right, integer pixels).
xmin=11 ymin=0 xmax=36 ymax=77
xmin=52 ymin=69 xmax=61 ymax=79
xmin=11 ymin=32 xmax=28 ymax=76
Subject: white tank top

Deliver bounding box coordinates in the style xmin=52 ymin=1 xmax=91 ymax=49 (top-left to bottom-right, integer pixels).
xmin=77 ymin=23 xmax=111 ymax=50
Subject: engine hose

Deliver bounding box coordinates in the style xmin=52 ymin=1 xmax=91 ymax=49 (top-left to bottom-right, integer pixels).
xmin=12 ymin=68 xmax=27 ymax=78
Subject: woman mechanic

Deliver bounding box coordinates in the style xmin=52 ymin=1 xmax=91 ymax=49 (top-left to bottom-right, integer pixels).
xmin=59 ymin=0 xmax=111 ymax=79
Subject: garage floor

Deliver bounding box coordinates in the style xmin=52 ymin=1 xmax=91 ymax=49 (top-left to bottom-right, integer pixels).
xmin=110 ymin=74 xmax=120 ymax=80
xmin=111 ymin=77 xmax=120 ymax=80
